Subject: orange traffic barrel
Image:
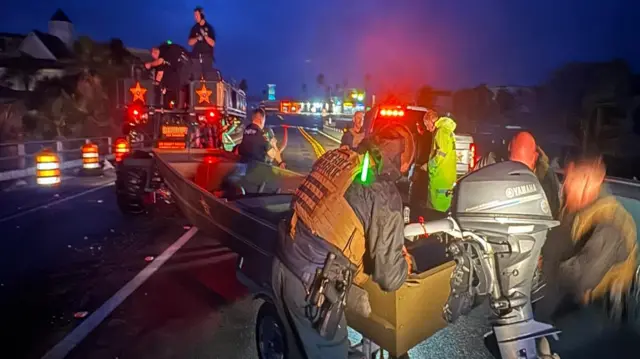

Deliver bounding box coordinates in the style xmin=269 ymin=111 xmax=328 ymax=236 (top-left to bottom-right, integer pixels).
xmin=114 ymin=138 xmax=130 ymax=162
xmin=82 ymin=142 xmax=100 ymax=170
xmin=35 ymin=148 xmax=61 ymax=186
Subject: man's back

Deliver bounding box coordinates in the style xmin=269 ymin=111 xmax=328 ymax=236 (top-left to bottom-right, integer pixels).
xmin=238 ymin=123 xmax=269 ymax=162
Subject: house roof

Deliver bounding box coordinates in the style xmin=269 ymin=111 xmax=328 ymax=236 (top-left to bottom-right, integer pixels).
xmin=32 ymin=30 xmax=73 ymax=59
xmin=51 ymin=9 xmax=72 ymax=23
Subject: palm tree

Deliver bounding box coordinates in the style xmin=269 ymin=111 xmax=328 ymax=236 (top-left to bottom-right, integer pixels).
xmin=239 ymin=79 xmax=248 ymax=93
xmin=316 ymin=73 xmax=325 ymax=88
xmin=364 ymin=73 xmax=371 ymax=91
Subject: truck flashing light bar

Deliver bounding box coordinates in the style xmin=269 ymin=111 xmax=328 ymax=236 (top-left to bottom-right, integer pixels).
xmin=379 ymin=107 xmax=405 ymax=117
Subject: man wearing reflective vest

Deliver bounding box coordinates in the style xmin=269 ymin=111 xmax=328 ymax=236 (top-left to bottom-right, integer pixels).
xmin=422 ymin=110 xmax=457 ymax=212
xmin=536 ymin=155 xmax=637 ymax=333
xmin=273 ymin=124 xmax=416 ymax=359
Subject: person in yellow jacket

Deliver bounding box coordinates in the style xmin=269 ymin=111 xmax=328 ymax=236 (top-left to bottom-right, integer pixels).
xmin=423 ymin=110 xmax=457 ymax=212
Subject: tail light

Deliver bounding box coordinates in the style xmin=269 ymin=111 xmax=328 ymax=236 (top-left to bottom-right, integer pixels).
xmin=468 ymin=143 xmax=477 ymax=171
xmin=127 ymin=106 xmax=146 ymax=125
xmin=114 ymin=137 xmax=130 ymax=163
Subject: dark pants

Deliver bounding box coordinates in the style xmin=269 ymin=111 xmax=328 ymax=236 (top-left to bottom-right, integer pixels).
xmin=191 ymin=55 xmax=220 ymax=81
xmin=271 ymin=257 xmax=349 ymax=359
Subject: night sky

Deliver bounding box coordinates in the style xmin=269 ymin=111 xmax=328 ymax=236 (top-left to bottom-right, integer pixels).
xmin=1 ymin=1 xmax=638 ymax=98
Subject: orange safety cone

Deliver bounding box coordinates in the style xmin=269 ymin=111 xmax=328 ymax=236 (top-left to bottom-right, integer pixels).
xmin=114 ymin=138 xmax=130 ymax=163
xmin=35 ymin=148 xmax=61 ymax=186
xmin=81 ymin=142 xmax=101 ymax=175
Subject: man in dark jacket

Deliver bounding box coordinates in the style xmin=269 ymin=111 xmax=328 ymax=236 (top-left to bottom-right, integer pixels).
xmin=475 ymin=132 xmax=562 ymax=219
xmin=272 ymin=124 xmax=416 ymax=358
xmin=537 ymin=156 xmax=637 ymax=322
xmin=237 ymin=108 xmax=285 ymax=167
xmin=144 ymin=43 xmax=191 ymax=107
xmin=340 ymin=111 xmax=365 ymax=150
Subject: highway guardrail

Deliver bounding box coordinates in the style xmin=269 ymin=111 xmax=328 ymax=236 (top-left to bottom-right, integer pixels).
xmin=0 ymin=128 xmax=245 ymax=183
xmin=0 ymin=137 xmax=116 ymax=182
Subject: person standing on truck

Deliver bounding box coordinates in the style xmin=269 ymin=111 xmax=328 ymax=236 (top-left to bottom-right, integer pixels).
xmin=188 ymin=6 xmax=216 ymax=81
xmin=272 ymin=124 xmax=417 ymax=359
xmin=422 ymin=110 xmax=457 ymax=212
xmin=144 ymin=43 xmax=190 ymax=107
xmin=475 ymin=131 xmax=562 ymax=219
xmin=535 ymin=155 xmax=637 ymax=352
xmin=237 ymin=108 xmax=285 ymax=168
xmin=340 ymin=111 xmax=365 ymax=150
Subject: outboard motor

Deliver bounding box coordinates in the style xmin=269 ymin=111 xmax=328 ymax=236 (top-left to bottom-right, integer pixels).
xmin=406 ymin=161 xmax=561 ymax=358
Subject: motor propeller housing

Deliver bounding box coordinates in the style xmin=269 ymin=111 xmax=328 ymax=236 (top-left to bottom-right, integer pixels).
xmin=445 ymin=161 xmax=560 ymax=358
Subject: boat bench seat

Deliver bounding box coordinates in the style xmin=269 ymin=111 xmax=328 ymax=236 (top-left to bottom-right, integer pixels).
xmin=194 ymin=158 xmax=295 ymax=199
xmin=194 ymin=159 xmax=243 ymax=194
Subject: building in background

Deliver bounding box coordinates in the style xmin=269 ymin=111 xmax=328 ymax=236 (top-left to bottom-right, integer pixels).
xmin=0 ymin=9 xmax=75 ymax=94
xmin=267 ymin=84 xmax=276 ymax=100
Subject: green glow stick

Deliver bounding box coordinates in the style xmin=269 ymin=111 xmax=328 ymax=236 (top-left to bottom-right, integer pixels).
xmin=361 ymin=151 xmax=370 ymax=182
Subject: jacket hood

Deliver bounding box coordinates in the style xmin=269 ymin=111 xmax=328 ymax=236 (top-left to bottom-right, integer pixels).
xmin=360 ymin=137 xmax=404 ymax=182
xmin=378 ymin=139 xmax=404 ymax=181
xmin=435 ymin=116 xmax=456 ymax=132
xmin=535 ymin=146 xmax=550 ymax=181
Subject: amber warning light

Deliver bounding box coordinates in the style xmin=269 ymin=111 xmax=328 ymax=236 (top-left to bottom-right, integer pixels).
xmin=379 ymin=108 xmax=405 ymax=117
xmin=114 ymin=138 xmax=130 ymax=162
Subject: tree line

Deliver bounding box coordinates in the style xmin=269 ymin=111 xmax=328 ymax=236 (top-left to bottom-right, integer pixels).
xmin=0 ymin=36 xmax=251 ymax=144
xmin=311 ymin=59 xmax=639 ymax=154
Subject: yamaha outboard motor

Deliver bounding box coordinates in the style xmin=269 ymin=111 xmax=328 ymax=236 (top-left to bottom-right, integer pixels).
xmin=445 ymin=161 xmax=561 ymax=358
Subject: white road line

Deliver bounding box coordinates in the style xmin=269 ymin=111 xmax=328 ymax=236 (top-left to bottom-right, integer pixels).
xmin=0 ymin=180 xmax=116 ymax=224
xmin=41 ymin=227 xmax=200 ymax=359
xmin=317 ymin=129 xmax=342 ymax=144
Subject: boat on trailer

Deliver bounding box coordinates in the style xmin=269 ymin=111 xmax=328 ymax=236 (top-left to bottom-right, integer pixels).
xmin=152 ymin=147 xmax=456 ymax=358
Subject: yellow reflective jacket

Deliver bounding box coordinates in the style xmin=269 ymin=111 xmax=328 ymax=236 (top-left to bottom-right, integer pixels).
xmin=428 ymin=117 xmax=457 ymax=212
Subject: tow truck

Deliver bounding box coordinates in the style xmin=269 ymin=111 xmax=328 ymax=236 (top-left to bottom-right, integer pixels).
xmin=113 ymin=67 xmax=247 ymax=214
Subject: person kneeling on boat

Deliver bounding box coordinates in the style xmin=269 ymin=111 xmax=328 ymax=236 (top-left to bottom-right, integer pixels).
xmin=535 ymin=155 xmax=637 ymax=353
xmin=271 ymin=124 xmax=417 ymax=359
xmin=237 ymin=108 xmax=285 ymax=168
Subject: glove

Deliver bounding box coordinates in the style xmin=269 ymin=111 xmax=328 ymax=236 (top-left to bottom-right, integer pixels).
xmin=402 ymin=246 xmax=416 ymax=274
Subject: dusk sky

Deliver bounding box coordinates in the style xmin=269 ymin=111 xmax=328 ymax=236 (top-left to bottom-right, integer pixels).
xmin=1 ymin=1 xmax=638 ymax=98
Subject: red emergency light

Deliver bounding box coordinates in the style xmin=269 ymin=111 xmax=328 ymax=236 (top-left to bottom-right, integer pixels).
xmin=127 ymin=105 xmax=146 ymax=125
xmin=379 ymin=107 xmax=405 ymax=117
xmin=468 ymin=143 xmax=477 ymax=171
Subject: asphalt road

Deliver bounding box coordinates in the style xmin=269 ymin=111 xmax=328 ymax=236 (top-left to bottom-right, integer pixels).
xmin=1 ymin=126 xmax=638 ymax=359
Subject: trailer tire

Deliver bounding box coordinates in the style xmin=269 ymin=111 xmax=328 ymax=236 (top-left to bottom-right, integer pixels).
xmin=255 ymin=301 xmax=287 ymax=359
xmin=116 ymin=167 xmax=147 ymax=215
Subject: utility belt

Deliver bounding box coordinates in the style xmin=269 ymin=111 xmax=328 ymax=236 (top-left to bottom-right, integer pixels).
xmin=304 ymin=252 xmax=353 ymax=339
xmin=276 ymin=221 xmax=372 ymax=339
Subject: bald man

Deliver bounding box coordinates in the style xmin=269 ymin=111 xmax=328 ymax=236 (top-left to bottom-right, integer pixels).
xmin=475 ymin=131 xmax=562 ymax=218
xmin=536 ymin=155 xmax=637 ymax=331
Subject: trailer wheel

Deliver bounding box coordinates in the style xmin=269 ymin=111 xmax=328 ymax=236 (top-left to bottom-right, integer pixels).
xmin=115 ymin=167 xmax=147 ymax=215
xmin=256 ymin=301 xmax=287 ymax=359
